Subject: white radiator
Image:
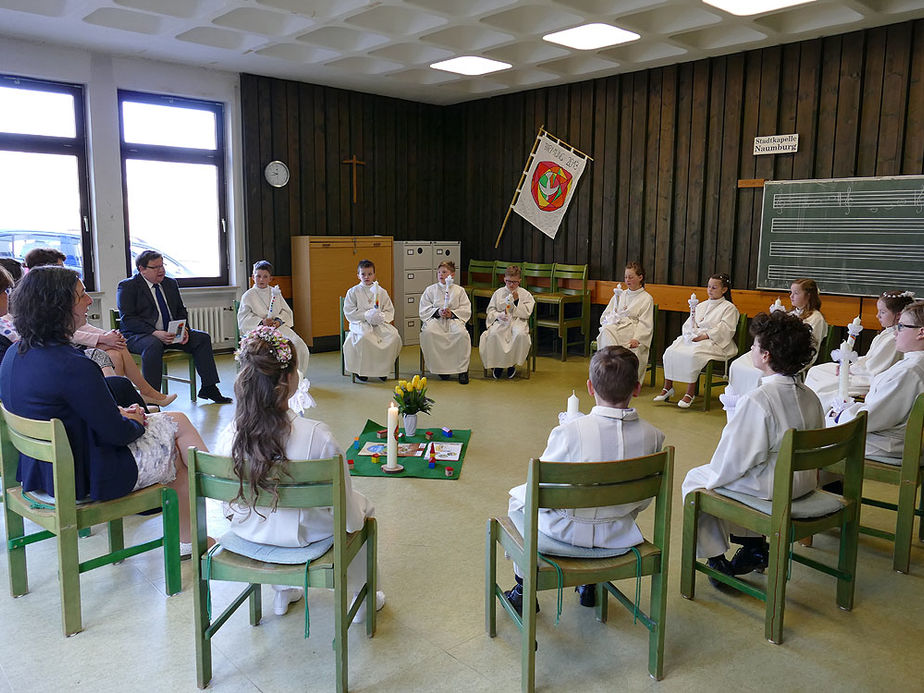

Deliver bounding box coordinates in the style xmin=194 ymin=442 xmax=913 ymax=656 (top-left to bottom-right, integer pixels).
xmin=187 ymin=306 xmax=230 ymax=341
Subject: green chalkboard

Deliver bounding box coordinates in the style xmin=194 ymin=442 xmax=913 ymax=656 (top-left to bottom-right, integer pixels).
xmin=758 ymin=175 xmax=924 ymax=297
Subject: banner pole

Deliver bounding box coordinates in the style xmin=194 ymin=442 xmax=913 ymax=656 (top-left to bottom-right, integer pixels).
xmin=495 ymin=129 xmax=543 ymax=249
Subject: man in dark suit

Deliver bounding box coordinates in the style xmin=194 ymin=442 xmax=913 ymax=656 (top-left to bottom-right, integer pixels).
xmin=117 ymin=250 xmax=231 ymax=403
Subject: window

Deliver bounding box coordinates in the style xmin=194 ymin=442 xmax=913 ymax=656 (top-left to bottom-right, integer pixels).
xmin=118 ymin=91 xmax=228 ymax=286
xmin=0 ymin=75 xmax=94 ymax=288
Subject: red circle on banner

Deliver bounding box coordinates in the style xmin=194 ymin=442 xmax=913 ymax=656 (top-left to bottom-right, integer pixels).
xmin=531 ymin=161 xmax=573 ymax=212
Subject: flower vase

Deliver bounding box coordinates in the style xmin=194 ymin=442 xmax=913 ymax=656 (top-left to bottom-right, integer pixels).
xmin=403 ymin=414 xmax=418 ymax=437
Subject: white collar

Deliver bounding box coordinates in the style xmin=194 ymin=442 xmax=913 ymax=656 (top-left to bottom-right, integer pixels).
xmin=590 ymin=405 xmax=638 ymax=420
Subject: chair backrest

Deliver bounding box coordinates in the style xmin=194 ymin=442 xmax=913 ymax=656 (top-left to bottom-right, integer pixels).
xmin=901 ymin=393 xmax=924 ymax=468
xmin=551 ymin=263 xmax=588 ymax=297
xmin=110 ymin=309 xmax=121 ymax=330
xmin=466 ymin=259 xmax=496 ymax=289
xmin=735 ymin=313 xmax=748 ymax=353
xmin=771 ymin=412 xmax=867 ymax=518
xmin=338 ymin=296 xmax=348 ymax=344
xmin=816 ymin=324 xmax=837 ymax=365
xmin=0 ymin=404 xmax=78 ymax=516
xmin=493 ymin=260 xmax=518 ymax=285
xmin=521 ymin=262 xmax=555 ymax=294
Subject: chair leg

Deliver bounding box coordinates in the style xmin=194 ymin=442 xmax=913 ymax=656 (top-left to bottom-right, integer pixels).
xmin=161 ymin=362 xmax=170 ymax=396
xmin=187 ymin=357 xmax=198 ymax=402
xmin=680 ymin=492 xmax=699 ymax=600
xmin=522 ymin=572 xmax=538 ymax=693
xmin=394 ymin=356 xmax=400 ymax=381
xmin=648 ymin=569 xmax=668 ymax=681
xmin=837 ymin=508 xmax=860 ymax=609
xmin=703 ymin=362 xmax=715 ymax=411
xmin=334 ymin=562 xmax=349 ymax=693
xmin=367 ymin=518 xmax=377 ymax=638
xmin=249 ymin=584 xmax=263 ymax=626
xmin=107 ymin=518 xmax=125 ymax=559
xmin=193 ymin=556 xmax=213 ymax=688
xmin=893 ymin=468 xmax=920 ymax=573
xmin=4 ymin=505 xmax=28 ymax=597
xmin=765 ymin=528 xmax=789 ymax=644
xmin=485 ymin=519 xmax=498 ymax=637
xmin=161 ymin=487 xmax=182 ymax=596
xmin=594 ymin=583 xmax=607 ymax=623
xmin=57 ymin=525 xmax=83 ymax=636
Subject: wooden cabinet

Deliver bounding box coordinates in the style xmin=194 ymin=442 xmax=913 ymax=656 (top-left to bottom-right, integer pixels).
xmin=291 ymin=235 xmax=394 ymax=345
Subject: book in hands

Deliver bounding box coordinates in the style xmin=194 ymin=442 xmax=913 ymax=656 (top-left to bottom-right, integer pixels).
xmin=166 ymin=319 xmax=187 ymax=343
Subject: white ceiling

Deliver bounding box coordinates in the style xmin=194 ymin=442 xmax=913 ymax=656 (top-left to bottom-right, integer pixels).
xmin=1 ymin=0 xmax=922 ymax=105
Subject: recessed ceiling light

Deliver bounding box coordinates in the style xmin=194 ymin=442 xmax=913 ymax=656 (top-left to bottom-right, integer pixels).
xmin=430 ymin=56 xmax=511 ymax=76
xmin=702 ymin=0 xmax=816 ymax=16
xmin=542 ymin=23 xmax=640 ymax=51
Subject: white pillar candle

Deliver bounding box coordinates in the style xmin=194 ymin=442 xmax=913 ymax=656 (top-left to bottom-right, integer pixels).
xmin=846 ymin=316 xmax=863 ymax=350
xmin=386 ymin=401 xmax=398 ymax=469
xmin=837 ymin=340 xmax=850 ymax=401
xmin=567 ymin=390 xmax=580 ymax=415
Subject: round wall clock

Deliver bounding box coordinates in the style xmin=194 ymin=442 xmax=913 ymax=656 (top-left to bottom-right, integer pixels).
xmin=264 ymin=160 xmax=290 ymax=188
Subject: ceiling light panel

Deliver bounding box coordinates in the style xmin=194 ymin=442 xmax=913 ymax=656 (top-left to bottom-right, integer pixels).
xmin=702 ymin=0 xmax=816 ymax=16
xmin=543 ymin=23 xmax=640 ymax=50
xmin=430 ymin=56 xmax=511 ymax=76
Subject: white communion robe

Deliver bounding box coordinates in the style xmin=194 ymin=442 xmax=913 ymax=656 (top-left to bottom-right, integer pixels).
xmin=508 ymin=406 xmax=665 ymax=551
xmin=728 ymin=309 xmax=827 ymax=396
xmin=478 ymin=286 xmax=535 ymax=369
xmin=597 ymin=287 xmax=654 ymax=382
xmin=217 ymin=413 xmax=378 ymax=592
xmin=419 ymin=281 xmax=472 ymax=374
xmin=832 ymin=351 xmax=924 ymax=458
xmin=238 ymin=285 xmax=310 ymax=375
xmin=662 ymin=298 xmax=740 ymax=383
xmin=342 ymin=282 xmax=403 ymax=378
xmin=682 ymin=374 xmax=824 ymax=558
xmin=806 ymin=326 xmax=900 ymax=409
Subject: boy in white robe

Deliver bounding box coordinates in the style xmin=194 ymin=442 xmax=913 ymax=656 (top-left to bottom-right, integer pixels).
xmin=238 ymin=260 xmax=310 ymax=376
xmin=597 ymin=261 xmax=654 ymax=384
xmin=503 ymin=346 xmax=665 ymax=614
xmin=478 ymin=264 xmax=535 ymax=379
xmin=419 ymin=260 xmax=472 ymax=384
xmin=342 ymin=259 xmax=403 ymax=381
xmin=681 ymin=312 xmax=823 ymax=587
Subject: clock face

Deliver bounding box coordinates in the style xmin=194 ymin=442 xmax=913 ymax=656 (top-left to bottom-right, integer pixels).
xmin=264 ymin=160 xmax=289 ymax=188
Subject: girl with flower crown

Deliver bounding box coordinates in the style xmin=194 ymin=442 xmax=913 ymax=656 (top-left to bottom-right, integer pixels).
xmin=216 ymin=326 xmax=385 ymax=619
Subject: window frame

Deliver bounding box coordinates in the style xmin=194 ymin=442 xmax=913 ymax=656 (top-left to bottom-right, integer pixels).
xmin=117 ymin=89 xmax=229 ymax=287
xmin=0 ymin=74 xmax=95 ymax=290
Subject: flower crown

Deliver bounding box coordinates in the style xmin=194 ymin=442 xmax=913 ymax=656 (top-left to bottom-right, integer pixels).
xmin=235 ymin=325 xmax=293 ymax=366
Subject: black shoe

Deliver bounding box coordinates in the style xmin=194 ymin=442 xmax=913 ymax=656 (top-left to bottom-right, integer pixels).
xmin=730 ymin=542 xmax=769 ymax=575
xmin=198 ymin=385 xmax=231 ymax=404
xmin=507 ymin=367 xmax=516 ymax=379
xmin=356 ymin=375 xmax=368 ymax=382
xmin=503 ymin=583 xmax=540 ymax=617
xmin=822 ymin=479 xmax=844 ymax=494
xmin=458 ymin=372 xmax=469 ymax=384
xmin=438 ymin=374 xmax=451 ymax=381
xmin=492 ymin=368 xmax=503 ymax=379
xmin=575 ymin=584 xmax=596 ymax=607
xmin=378 ymin=376 xmax=388 ymax=382
xmin=706 ymin=555 xmax=739 ymax=593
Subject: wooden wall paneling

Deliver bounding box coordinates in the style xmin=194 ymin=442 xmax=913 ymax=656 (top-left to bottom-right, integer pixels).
xmin=549 ymin=85 xmax=568 ymax=264
xmin=717 ymin=54 xmax=744 ymax=279
xmin=904 ymin=20 xmax=924 ymax=174
xmin=361 ymin=94 xmax=376 ymax=236
xmin=576 ymin=80 xmax=594 ymax=266
xmin=295 ymin=85 xmax=315 ymax=239
xmin=239 ymin=74 xmax=262 ymax=268
xmin=792 ymin=39 xmax=821 ymax=181
xmin=643 ymin=69 xmax=662 ymax=277
xmin=832 ymin=31 xmax=864 ymax=177
xmin=602 ymin=76 xmax=620 ymax=278
xmin=876 ymin=22 xmax=912 ymax=175
xmin=310 ymin=85 xmax=328 ymax=238
xmin=701 ymin=56 xmax=726 ymax=283
xmin=732 ymin=51 xmax=760 ymax=285
xmin=406 ymin=102 xmax=419 ymax=240
xmin=616 ymin=76 xmax=632 ymax=273
xmin=256 ymin=77 xmax=276 ymax=266
xmin=285 ymin=81 xmax=301 ymax=243
xmin=322 ymin=88 xmax=339 ymax=236
xmin=750 ymin=46 xmax=781 ymax=285
xmin=336 ymin=92 xmax=351 ymax=234
xmin=655 ymin=65 xmax=677 ymax=283
xmin=857 ymin=27 xmax=887 ymax=176
xmin=347 ymin=91 xmax=364 ymax=236
xmin=670 ymin=63 xmax=691 ymax=283
xmin=773 ymin=42 xmax=800 ymax=183
xmin=815 ymin=36 xmax=842 ymax=179
xmin=504 ymin=95 xmax=524 ymax=261
xmin=590 ymin=78 xmax=608 ymax=278
xmin=270 ymin=79 xmax=290 ymax=259
xmin=683 ymin=60 xmax=710 ymax=286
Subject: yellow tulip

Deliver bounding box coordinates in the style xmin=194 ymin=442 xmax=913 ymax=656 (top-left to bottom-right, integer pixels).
xmin=394 ymin=386 xmax=402 ymax=395
xmin=399 ymin=379 xmax=408 ymax=389
xmin=411 ymin=374 xmax=420 ymax=388
xmin=419 ymin=377 xmax=427 ymax=388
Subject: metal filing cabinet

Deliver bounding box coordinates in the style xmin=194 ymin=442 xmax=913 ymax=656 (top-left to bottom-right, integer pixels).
xmin=393 ymin=241 xmax=461 ymax=345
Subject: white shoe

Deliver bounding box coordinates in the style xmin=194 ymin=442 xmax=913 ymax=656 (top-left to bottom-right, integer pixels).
xmin=273 ymin=587 xmax=304 ymax=616
xmin=353 ymin=590 xmax=386 ymax=623
xmin=653 ymin=387 xmax=674 ymax=402
xmin=179 ymin=541 xmax=192 ymax=559
xmin=677 ymin=394 xmax=695 ymax=409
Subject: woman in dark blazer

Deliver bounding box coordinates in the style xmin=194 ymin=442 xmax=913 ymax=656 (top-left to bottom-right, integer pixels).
xmin=0 ymin=266 xmax=207 ymax=551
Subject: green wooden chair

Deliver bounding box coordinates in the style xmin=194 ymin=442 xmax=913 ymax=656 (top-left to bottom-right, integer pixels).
xmin=479 ymin=310 xmax=535 ymax=380
xmin=533 ymin=263 xmax=591 ymax=361
xmin=486 ymin=448 xmax=674 ymax=690
xmin=339 ymin=297 xmax=400 ymax=383
xmin=832 ymin=393 xmax=924 ymax=574
xmin=680 ymin=412 xmax=866 ymax=644
xmin=591 ymin=304 xmax=660 ymax=388
xmin=520 ymin=263 xmax=555 ymax=368
xmin=110 ymin=309 xmax=198 ymax=401
xmin=466 ymin=259 xmax=500 ymax=344
xmin=189 ymin=449 xmax=376 ymax=692
xmin=0 ymin=404 xmax=181 ymax=636
xmin=697 ymin=312 xmax=749 ymax=411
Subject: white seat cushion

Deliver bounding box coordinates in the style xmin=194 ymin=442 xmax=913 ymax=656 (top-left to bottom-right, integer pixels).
xmin=714 ymin=487 xmax=845 ymax=519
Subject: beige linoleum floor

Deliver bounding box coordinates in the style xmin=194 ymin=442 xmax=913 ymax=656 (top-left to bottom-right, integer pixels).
xmin=1 ymin=347 xmax=921 ymax=692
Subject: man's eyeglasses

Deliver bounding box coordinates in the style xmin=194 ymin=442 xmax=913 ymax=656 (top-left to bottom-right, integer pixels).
xmin=897 ymin=323 xmax=921 ymax=332
xmin=145 ymin=263 xmax=165 ymax=271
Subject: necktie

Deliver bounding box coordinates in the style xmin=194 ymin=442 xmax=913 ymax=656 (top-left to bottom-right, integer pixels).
xmin=154 ymin=283 xmax=171 ymax=330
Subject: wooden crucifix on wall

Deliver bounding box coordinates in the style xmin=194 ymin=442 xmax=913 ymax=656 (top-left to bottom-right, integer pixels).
xmin=341 ymin=154 xmax=366 ymax=204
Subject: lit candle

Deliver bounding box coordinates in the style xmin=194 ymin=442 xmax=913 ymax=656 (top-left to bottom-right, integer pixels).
xmin=567 ymin=390 xmax=580 ymax=416
xmin=770 ymin=297 xmax=784 ymax=313
xmin=386 ymin=401 xmax=398 ymax=469
xmin=846 ymin=316 xmax=863 ymax=351
xmin=267 ymin=285 xmax=281 ymax=318
xmin=443 ymin=275 xmax=453 ymax=312
xmin=373 ymin=280 xmax=380 ymax=309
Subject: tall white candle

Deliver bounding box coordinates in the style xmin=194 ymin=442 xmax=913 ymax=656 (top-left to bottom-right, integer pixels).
xmin=837 ymin=340 xmax=850 ymax=401
xmin=386 ymin=401 xmax=398 ymax=469
xmin=567 ymin=390 xmax=580 ymax=415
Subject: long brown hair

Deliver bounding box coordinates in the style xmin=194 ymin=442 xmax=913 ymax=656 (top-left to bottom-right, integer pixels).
xmin=231 ymin=334 xmax=299 ymax=514
xmin=791 ymin=278 xmax=822 ymax=318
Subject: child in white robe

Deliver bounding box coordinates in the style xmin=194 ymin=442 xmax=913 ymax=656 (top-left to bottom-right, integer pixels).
xmin=503 ymin=346 xmax=665 ymax=614
xmin=217 ymin=327 xmax=384 ymax=619
xmin=727 ymin=278 xmax=827 ymax=400
xmin=828 ymin=299 xmax=924 ymax=459
xmin=342 ymin=259 xmax=403 ymax=381
xmin=238 ymin=260 xmax=310 ymax=376
xmin=478 ymin=264 xmax=534 ymax=379
xmin=419 ymin=260 xmax=472 ymax=384
xmin=597 ymin=261 xmax=654 ymax=384
xmin=681 ymin=311 xmax=823 ymax=586
xmin=806 ymin=290 xmax=911 ymax=410
xmin=654 ymin=273 xmax=739 ymax=408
